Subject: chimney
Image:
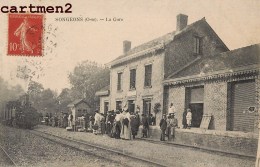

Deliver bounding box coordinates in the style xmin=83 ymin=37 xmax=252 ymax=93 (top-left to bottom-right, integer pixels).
xmin=123 ymin=40 xmax=131 ymax=54
xmin=176 ymin=14 xmax=188 ymax=32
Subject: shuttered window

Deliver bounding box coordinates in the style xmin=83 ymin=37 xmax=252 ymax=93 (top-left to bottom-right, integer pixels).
xmin=117 ymin=72 xmax=122 ymax=90
xmin=144 ymin=64 xmax=152 ymax=87
xmin=194 ymin=36 xmax=201 ymax=54
xmin=130 ymin=69 xmax=136 ymax=89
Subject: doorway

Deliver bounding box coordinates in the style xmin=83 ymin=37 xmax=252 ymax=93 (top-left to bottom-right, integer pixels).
xmin=128 ymin=100 xmax=135 ymax=113
xmin=186 ymin=86 xmax=204 ymax=127
xmin=189 ymin=103 xmax=203 ymax=127
xmin=143 ymin=99 xmax=151 ymax=116
xmin=104 ymin=102 xmax=109 ymax=114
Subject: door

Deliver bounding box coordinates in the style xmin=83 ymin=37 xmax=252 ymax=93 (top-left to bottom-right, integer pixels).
xmin=231 ymin=80 xmax=255 ymax=132
xmin=189 ymin=103 xmax=203 ymax=127
xmin=143 ymin=99 xmax=151 ymax=116
xmin=116 ymin=101 xmax=122 ymax=111
xmin=104 ymin=102 xmax=109 ymax=114
xmin=128 ymin=100 xmax=135 ymax=113
xmin=186 ymin=86 xmax=204 ymax=127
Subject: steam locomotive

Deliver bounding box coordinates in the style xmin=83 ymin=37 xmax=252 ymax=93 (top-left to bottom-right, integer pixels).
xmin=2 ymin=94 xmax=39 ymax=129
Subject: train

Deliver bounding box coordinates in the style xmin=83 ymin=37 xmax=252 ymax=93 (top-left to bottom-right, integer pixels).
xmin=2 ymin=94 xmax=40 ymax=129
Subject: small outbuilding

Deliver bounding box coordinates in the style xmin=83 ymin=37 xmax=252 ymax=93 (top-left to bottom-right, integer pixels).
xmin=67 ymin=99 xmax=91 ymax=123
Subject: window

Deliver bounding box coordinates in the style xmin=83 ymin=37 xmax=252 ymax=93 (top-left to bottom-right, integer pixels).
xmin=130 ymin=69 xmax=136 ymax=89
xmin=194 ymin=36 xmax=202 ymax=54
xmin=117 ymin=72 xmax=122 ymax=90
xmin=116 ymin=101 xmax=122 ymax=111
xmin=144 ymin=64 xmax=152 ymax=87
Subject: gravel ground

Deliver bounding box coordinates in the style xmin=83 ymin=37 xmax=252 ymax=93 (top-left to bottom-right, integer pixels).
xmin=0 ymin=124 xmax=122 ymax=167
xmin=35 ymin=125 xmax=255 ymax=167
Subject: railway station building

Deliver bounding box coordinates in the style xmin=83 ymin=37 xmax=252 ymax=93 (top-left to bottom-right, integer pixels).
xmin=97 ymin=14 xmax=260 ymax=132
xmin=95 ymin=14 xmax=260 ymax=156
xmin=104 ymin=14 xmax=229 ymax=125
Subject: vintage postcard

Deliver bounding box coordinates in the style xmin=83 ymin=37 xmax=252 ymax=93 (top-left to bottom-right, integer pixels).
xmin=0 ymin=0 xmax=260 ymax=167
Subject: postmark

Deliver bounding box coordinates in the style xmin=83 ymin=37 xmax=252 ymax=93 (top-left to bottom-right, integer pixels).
xmin=8 ymin=14 xmax=44 ymax=56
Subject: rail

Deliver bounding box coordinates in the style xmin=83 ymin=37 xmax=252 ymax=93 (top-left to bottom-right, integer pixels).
xmin=30 ymin=130 xmax=168 ymax=167
xmin=0 ymin=145 xmax=17 ymax=166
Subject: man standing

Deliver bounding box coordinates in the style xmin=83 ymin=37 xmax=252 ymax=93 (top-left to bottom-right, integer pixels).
xmin=182 ymin=109 xmax=188 ymax=129
xmin=68 ymin=113 xmax=73 ymax=127
xmin=171 ymin=114 xmax=178 ymax=140
xmin=106 ymin=110 xmax=115 ymax=135
xmin=142 ymin=114 xmax=149 ymax=138
xmin=130 ymin=113 xmax=140 ymax=139
xmin=160 ymin=114 xmax=167 ymax=141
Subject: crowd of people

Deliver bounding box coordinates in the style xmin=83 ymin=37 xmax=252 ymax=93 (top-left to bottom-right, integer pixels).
xmin=41 ymin=108 xmax=156 ymax=141
xmin=41 ymin=103 xmax=193 ymax=142
xmin=92 ymin=109 xmax=154 ymax=140
xmin=42 ymin=112 xmax=68 ymax=128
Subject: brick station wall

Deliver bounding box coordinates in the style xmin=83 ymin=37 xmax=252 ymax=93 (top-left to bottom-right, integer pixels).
xmin=168 ymin=82 xmax=228 ymax=130
xmin=204 ymin=82 xmax=228 ymax=130
xmin=168 ymin=86 xmax=185 ymax=127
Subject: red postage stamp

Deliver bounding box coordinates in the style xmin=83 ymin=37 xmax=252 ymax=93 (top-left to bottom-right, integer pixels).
xmin=8 ymin=14 xmax=44 ymax=56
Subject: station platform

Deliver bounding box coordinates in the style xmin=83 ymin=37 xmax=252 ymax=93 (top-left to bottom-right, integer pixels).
xmin=34 ymin=125 xmax=254 ymax=167
xmin=137 ymin=126 xmax=258 ymax=158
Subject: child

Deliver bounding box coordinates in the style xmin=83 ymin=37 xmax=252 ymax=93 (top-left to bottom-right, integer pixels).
xmin=186 ymin=109 xmax=192 ymax=129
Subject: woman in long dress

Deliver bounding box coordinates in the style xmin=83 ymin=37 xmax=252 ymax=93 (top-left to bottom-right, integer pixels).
xmin=122 ymin=110 xmax=132 ymax=140
xmin=94 ymin=111 xmax=102 ymax=134
xmin=120 ymin=110 xmax=126 ymax=139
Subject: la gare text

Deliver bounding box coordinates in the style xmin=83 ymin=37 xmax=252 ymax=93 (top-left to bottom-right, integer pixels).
xmin=0 ymin=3 xmax=72 ymax=13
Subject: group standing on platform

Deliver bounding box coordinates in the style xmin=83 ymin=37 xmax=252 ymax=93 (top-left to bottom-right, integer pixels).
xmin=42 ymin=103 xmax=193 ymax=142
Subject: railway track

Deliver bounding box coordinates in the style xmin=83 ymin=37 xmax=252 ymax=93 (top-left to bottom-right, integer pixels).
xmin=30 ymin=130 xmax=168 ymax=167
xmin=0 ymin=145 xmax=17 ymax=166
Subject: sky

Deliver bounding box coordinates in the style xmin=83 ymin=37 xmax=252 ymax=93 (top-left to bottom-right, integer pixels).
xmin=0 ymin=0 xmax=260 ymax=93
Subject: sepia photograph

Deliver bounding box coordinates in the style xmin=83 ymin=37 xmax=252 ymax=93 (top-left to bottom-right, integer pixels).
xmin=0 ymin=0 xmax=260 ymax=166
